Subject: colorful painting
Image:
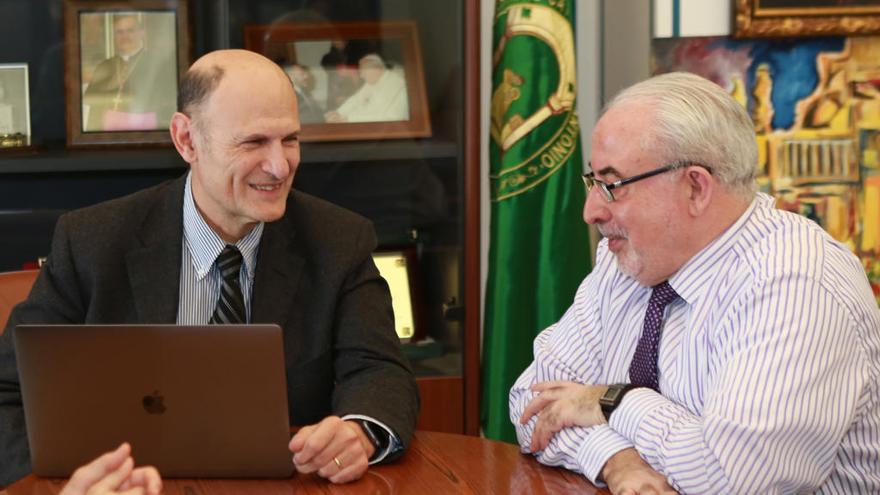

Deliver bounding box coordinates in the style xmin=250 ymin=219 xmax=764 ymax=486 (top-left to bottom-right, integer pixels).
xmin=653 ymin=35 xmax=880 ymax=304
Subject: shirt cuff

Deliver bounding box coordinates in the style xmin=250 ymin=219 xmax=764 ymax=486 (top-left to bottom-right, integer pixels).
xmin=574 ymin=424 xmax=633 ymax=484
xmin=608 ymin=387 xmax=670 ymax=443
xmin=341 ymin=413 xmax=399 ymax=464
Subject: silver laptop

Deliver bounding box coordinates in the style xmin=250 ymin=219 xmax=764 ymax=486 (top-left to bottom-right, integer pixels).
xmin=14 ymin=324 xmax=294 ymax=478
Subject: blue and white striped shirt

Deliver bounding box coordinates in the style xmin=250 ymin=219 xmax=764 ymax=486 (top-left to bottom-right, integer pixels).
xmin=510 ymin=193 xmax=880 ymax=494
xmin=176 ymin=173 xmax=263 ymax=324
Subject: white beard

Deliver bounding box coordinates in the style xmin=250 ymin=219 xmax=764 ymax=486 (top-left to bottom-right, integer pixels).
xmin=614 ymin=246 xmax=644 ymax=281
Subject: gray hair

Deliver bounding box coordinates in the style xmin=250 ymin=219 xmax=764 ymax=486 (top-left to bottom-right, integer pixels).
xmin=603 ymin=72 xmax=758 ymax=198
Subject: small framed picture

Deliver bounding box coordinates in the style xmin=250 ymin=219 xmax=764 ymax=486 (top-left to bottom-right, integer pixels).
xmin=244 ymin=21 xmax=432 ymax=142
xmin=734 ymin=0 xmax=880 ymax=38
xmin=63 ymin=0 xmax=190 ymax=147
xmin=0 ymin=63 xmax=31 ymax=148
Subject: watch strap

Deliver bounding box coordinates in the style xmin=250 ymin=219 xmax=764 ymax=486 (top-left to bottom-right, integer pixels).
xmin=353 ymin=419 xmax=389 ymax=461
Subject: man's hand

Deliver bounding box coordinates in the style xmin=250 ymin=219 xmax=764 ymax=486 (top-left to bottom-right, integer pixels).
xmin=602 ymin=448 xmax=677 ymax=495
xmin=60 ymin=442 xmax=162 ymax=495
xmin=288 ymin=416 xmax=375 ymax=484
xmin=519 ymin=381 xmax=608 ymax=452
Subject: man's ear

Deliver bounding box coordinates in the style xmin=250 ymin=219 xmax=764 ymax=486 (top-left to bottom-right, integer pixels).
xmin=685 ymin=166 xmax=714 ymax=216
xmin=169 ymin=112 xmax=197 ymax=164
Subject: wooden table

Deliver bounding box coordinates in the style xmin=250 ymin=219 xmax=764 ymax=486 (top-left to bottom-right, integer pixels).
xmin=7 ymin=431 xmax=610 ymax=494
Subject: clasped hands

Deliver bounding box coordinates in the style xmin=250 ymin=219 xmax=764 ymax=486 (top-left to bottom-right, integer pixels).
xmin=520 ymin=380 xmax=609 ymax=452
xmin=521 ymin=381 xmax=676 ymax=495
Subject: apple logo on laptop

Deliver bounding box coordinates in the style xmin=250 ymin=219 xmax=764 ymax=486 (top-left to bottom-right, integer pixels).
xmin=142 ymin=391 xmax=166 ymax=414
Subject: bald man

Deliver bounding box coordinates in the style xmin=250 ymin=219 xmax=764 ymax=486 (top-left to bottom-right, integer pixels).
xmin=0 ymin=50 xmax=419 ymax=486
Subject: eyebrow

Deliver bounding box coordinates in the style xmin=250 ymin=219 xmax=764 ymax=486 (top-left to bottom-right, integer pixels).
xmin=236 ymin=134 xmax=267 ymax=143
xmin=587 ymin=162 xmax=623 ymax=178
xmin=235 ymin=131 xmax=300 ymax=143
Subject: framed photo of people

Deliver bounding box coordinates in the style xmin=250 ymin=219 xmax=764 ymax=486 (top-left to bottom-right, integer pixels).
xmin=244 ymin=21 xmax=432 ymax=142
xmin=0 ymin=63 xmax=31 ymax=148
xmin=734 ymin=0 xmax=880 ymax=38
xmin=63 ymin=0 xmax=190 ymax=147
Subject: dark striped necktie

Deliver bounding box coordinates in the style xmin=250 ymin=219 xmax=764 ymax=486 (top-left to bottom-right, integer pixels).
xmin=209 ymin=245 xmax=246 ymax=324
xmin=629 ymin=281 xmax=679 ymax=391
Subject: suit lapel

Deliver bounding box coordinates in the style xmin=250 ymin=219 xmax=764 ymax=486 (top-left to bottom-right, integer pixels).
xmin=252 ymin=210 xmax=304 ymax=327
xmin=126 ymin=177 xmax=185 ymax=323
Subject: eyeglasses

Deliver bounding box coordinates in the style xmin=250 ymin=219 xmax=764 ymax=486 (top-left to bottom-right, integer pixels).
xmin=583 ymin=162 xmax=705 ymax=202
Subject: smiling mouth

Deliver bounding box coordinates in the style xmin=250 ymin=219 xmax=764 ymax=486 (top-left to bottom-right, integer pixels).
xmin=251 ymin=183 xmax=283 ymax=192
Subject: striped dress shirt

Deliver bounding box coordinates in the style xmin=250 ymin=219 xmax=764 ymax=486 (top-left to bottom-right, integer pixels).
xmin=509 ymin=193 xmax=880 ymax=494
xmin=177 ymin=173 xmax=263 ymax=325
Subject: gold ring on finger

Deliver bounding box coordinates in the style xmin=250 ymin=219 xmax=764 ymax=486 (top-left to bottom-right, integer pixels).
xmin=333 ymin=456 xmax=343 ymax=469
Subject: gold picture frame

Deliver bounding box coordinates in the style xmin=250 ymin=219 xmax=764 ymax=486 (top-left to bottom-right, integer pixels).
xmin=734 ymin=0 xmax=880 ymax=38
xmin=63 ymin=0 xmax=190 ymax=147
xmin=244 ymin=21 xmax=432 ymax=142
xmin=0 ymin=63 xmax=31 ymax=148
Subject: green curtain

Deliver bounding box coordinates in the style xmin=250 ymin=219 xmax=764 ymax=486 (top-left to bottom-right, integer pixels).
xmin=481 ymin=0 xmax=592 ymax=443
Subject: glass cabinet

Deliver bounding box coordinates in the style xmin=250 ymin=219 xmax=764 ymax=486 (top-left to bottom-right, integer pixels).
xmin=0 ymin=0 xmax=480 ymax=434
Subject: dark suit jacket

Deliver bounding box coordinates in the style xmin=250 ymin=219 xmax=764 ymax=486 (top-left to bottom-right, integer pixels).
xmin=0 ymin=175 xmax=419 ymax=486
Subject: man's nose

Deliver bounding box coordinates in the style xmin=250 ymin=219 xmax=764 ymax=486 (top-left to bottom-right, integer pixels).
xmin=262 ymin=142 xmax=291 ymax=179
xmin=583 ymin=185 xmax=610 ymax=225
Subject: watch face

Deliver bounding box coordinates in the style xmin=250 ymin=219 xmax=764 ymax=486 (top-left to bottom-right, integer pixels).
xmin=603 ymin=387 xmax=623 ymax=403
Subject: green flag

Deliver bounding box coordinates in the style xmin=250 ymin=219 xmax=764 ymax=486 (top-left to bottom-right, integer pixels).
xmin=481 ymin=0 xmax=592 ymax=443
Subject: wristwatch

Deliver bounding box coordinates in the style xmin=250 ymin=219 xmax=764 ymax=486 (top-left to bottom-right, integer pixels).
xmin=352 ymin=419 xmax=390 ymax=461
xmin=598 ymin=384 xmax=638 ymax=421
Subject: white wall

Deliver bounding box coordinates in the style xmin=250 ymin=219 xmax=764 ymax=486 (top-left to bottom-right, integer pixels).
xmin=653 ymin=0 xmax=730 ymax=38
xmin=479 ymin=0 xmax=493 ymax=348
xmin=601 ymin=1 xmax=651 ymax=115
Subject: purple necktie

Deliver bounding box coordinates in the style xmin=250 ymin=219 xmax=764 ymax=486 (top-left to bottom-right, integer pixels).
xmin=629 ymin=281 xmax=679 ymax=390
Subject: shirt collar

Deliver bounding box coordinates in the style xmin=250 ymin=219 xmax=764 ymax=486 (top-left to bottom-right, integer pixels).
xmin=120 ymin=46 xmax=143 ymax=63
xmin=667 ymin=192 xmax=770 ymax=305
xmin=182 ymin=172 xmax=264 ymax=281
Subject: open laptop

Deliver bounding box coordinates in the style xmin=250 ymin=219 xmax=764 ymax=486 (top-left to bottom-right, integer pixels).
xmin=14 ymin=324 xmax=294 ymax=478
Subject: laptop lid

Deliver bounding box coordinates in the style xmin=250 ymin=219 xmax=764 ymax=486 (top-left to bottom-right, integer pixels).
xmin=14 ymin=324 xmax=294 ymax=478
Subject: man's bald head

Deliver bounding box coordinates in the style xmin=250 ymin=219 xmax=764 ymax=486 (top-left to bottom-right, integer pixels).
xmin=177 ymin=49 xmax=291 ymax=118
xmin=168 ymin=49 xmax=301 ymax=243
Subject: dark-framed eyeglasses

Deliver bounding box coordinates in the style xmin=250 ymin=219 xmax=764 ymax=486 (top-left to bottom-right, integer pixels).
xmin=582 ymin=162 xmax=706 ymax=202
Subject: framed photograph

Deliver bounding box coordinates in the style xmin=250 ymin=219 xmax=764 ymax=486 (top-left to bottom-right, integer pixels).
xmin=63 ymin=0 xmax=190 ymax=147
xmin=734 ymin=0 xmax=880 ymax=38
xmin=372 ymin=248 xmax=425 ymax=342
xmin=244 ymin=21 xmax=432 ymax=142
xmin=0 ymin=64 xmax=31 ymax=148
